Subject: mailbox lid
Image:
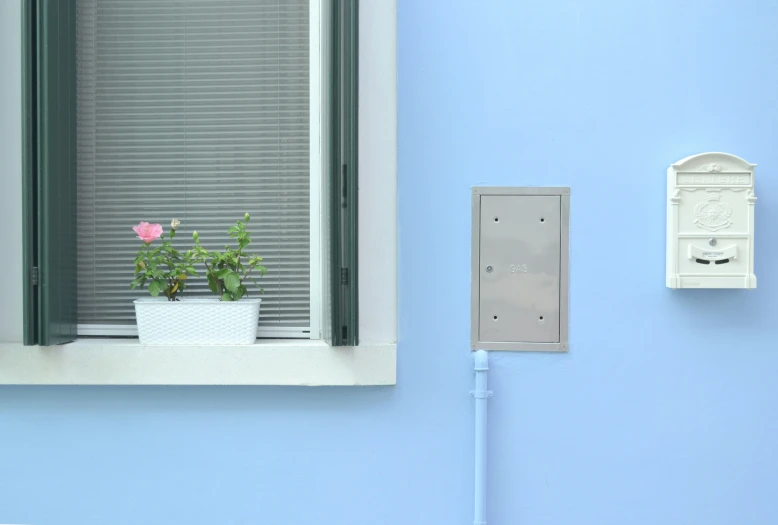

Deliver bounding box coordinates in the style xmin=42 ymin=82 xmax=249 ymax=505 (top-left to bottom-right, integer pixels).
xmin=676 ymin=237 xmax=749 ymax=275
xmin=471 ymin=187 xmax=570 ymax=352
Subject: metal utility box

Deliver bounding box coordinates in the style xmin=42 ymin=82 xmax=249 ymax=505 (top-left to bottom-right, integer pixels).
xmin=471 ymin=187 xmax=570 ymax=352
xmin=666 ymin=152 xmax=757 ymax=289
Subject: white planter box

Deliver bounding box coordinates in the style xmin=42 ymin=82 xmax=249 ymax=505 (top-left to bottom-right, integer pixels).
xmin=134 ymin=298 xmax=262 ymax=345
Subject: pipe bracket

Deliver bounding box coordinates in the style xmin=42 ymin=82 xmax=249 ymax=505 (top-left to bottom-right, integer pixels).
xmin=470 ymin=390 xmax=493 ymax=399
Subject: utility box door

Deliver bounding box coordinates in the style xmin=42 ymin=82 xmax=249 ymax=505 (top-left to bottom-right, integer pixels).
xmin=471 ymin=187 xmax=569 ymax=352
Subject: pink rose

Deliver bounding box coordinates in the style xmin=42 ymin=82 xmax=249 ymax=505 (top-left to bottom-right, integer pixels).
xmin=133 ymin=221 xmax=163 ymax=244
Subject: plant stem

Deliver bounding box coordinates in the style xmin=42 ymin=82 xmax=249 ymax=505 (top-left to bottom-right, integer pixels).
xmin=240 ymin=262 xmax=258 ymax=284
xmin=202 ymin=258 xmax=223 ymax=295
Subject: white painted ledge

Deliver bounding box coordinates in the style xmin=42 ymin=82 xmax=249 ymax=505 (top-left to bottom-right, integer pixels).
xmin=0 ymin=340 xmax=396 ymax=386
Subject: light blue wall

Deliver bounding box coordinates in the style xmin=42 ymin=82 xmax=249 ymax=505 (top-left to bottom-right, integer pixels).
xmin=3 ymin=1 xmax=778 ymax=524
xmin=400 ymin=1 xmax=778 ymax=524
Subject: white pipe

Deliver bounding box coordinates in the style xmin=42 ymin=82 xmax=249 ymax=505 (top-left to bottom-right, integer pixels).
xmin=472 ymin=350 xmax=491 ymax=525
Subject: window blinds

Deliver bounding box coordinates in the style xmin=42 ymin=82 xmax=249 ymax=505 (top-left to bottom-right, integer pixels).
xmin=75 ymin=0 xmax=311 ymax=336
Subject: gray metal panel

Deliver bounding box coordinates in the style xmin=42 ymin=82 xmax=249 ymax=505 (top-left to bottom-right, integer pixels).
xmin=471 ymin=187 xmax=570 ymax=352
xmin=479 ymin=195 xmax=561 ymax=343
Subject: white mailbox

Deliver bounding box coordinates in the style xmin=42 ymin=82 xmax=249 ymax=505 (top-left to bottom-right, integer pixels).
xmin=666 ymin=152 xmax=757 ymax=289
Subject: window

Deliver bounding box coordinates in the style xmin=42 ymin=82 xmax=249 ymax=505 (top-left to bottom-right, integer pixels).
xmin=22 ymin=0 xmax=359 ymax=346
xmin=76 ymin=0 xmax=313 ymax=338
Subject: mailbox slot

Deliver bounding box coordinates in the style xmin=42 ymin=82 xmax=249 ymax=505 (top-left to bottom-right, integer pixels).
xmin=471 ymin=187 xmax=570 ymax=352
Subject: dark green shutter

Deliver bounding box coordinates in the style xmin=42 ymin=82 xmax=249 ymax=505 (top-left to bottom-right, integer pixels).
xmin=329 ymin=0 xmax=359 ymax=346
xmin=22 ymin=0 xmax=36 ymax=345
xmin=22 ymin=0 xmax=78 ymax=346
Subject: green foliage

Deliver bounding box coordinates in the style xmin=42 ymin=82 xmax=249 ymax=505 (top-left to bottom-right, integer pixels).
xmin=130 ymin=225 xmax=198 ymax=301
xmin=190 ymin=214 xmax=266 ymax=301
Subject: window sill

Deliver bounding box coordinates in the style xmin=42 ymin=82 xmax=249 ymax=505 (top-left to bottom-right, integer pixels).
xmin=0 ymin=340 xmax=396 ymax=386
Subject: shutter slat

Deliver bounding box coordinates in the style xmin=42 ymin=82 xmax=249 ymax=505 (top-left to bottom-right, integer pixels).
xmin=76 ymin=0 xmax=310 ymax=331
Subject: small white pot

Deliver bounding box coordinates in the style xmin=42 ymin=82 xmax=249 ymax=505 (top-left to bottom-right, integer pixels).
xmin=134 ymin=298 xmax=262 ymax=345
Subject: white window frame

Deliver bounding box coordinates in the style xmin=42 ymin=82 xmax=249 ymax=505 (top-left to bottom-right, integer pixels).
xmin=0 ymin=0 xmax=397 ymax=386
xmin=76 ymin=0 xmax=323 ymax=341
xmin=308 ymin=0 xmax=323 ymax=340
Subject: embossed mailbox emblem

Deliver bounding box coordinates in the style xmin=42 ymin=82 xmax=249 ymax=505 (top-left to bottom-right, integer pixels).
xmin=693 ymin=191 xmax=733 ymax=232
xmin=667 ymin=152 xmax=757 ymax=289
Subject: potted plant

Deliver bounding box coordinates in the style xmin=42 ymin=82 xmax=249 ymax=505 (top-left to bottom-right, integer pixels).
xmin=131 ymin=215 xmax=266 ymax=345
xmin=190 ymin=213 xmax=267 ymax=302
xmin=130 ymin=219 xmax=196 ymax=300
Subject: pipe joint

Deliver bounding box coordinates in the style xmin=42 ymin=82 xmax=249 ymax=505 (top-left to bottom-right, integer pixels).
xmin=473 ymin=349 xmax=489 ymax=371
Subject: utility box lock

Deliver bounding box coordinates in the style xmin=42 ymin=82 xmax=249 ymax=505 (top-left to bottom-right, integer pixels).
xmin=471 ymin=187 xmax=570 ymax=352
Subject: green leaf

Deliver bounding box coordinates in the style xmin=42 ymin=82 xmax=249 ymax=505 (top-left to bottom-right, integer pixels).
xmin=148 ymin=280 xmax=162 ymax=297
xmin=185 ymin=266 xmax=197 ymax=275
xmin=207 ymin=272 xmax=219 ymax=294
xmin=130 ymin=281 xmax=137 ymax=290
xmin=224 ymin=272 xmax=241 ymax=293
xmin=220 ymin=293 xmax=233 ymax=302
xmin=235 ymin=285 xmax=246 ymax=300
xmin=216 ymin=268 xmax=232 ymax=278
